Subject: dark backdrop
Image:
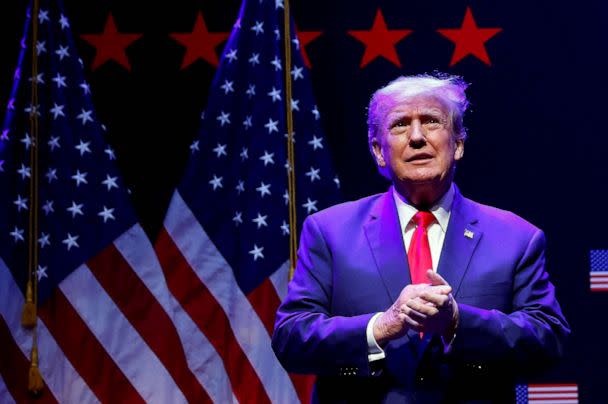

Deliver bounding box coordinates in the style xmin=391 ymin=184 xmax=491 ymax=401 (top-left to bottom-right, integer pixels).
xmin=2 ymin=0 xmax=606 ymax=401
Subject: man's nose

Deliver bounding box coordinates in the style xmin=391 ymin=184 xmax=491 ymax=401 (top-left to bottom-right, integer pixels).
xmin=409 ymin=120 xmax=426 ymax=148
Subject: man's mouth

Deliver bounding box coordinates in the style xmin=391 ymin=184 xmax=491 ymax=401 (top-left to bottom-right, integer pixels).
xmin=406 ymin=153 xmax=434 ymax=162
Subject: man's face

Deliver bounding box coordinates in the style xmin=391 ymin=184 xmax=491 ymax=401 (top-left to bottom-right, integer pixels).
xmin=372 ymin=95 xmax=464 ymax=190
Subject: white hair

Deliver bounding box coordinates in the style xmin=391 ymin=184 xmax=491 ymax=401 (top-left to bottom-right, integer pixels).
xmin=367 ymin=74 xmax=470 ymax=174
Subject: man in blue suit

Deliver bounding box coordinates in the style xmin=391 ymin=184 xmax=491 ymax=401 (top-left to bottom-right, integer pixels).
xmin=272 ymin=74 xmax=570 ymax=403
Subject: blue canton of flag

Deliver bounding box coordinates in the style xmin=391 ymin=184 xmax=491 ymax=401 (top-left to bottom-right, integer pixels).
xmin=590 ymin=250 xmax=608 ymax=292
xmin=155 ymin=0 xmax=342 ymax=402
xmin=0 ymin=1 xmax=206 ymax=402
xmin=0 ymin=2 xmax=134 ymax=304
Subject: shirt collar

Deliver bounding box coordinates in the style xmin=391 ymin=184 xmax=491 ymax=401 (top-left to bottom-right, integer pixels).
xmin=392 ymin=183 xmax=455 ymax=233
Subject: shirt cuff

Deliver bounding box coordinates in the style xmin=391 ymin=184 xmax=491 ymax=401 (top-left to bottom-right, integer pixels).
xmin=366 ymin=312 xmax=386 ymax=362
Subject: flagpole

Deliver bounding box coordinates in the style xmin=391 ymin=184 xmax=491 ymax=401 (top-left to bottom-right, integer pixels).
xmin=22 ymin=0 xmax=44 ymax=394
xmin=283 ymin=0 xmax=298 ymax=279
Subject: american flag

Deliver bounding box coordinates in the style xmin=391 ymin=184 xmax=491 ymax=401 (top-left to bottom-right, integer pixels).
xmin=590 ymin=249 xmax=608 ymax=292
xmin=154 ymin=0 xmax=342 ymax=402
xmin=515 ymin=384 xmax=579 ymax=404
xmin=0 ymin=1 xmax=207 ymax=402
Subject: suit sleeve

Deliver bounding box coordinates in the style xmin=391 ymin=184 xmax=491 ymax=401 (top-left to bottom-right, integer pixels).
xmin=271 ymin=215 xmax=377 ymax=376
xmin=450 ymin=228 xmax=570 ymax=368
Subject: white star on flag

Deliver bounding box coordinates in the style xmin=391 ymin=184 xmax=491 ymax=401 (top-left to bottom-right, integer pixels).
xmin=225 ymin=49 xmax=238 ymax=62
xmin=291 ymin=65 xmax=303 ymax=80
xmin=36 ymin=265 xmax=48 ymax=281
xmin=52 ymin=73 xmax=67 ymax=88
xmin=270 ymin=56 xmax=282 ymax=71
xmin=59 ymin=13 xmax=70 ymax=29
xmin=75 ymin=139 xmax=92 ymax=155
xmin=213 ymin=143 xmax=228 ymax=158
xmin=291 ymin=98 xmax=300 ymax=111
xmin=66 ymin=201 xmax=84 ymax=218
xmin=41 ymin=200 xmax=54 ymax=215
xmin=102 ymin=175 xmax=119 ymax=191
xmin=17 ymin=164 xmax=31 ymax=179
xmin=232 ymin=211 xmax=243 ymax=225
xmin=240 ymin=148 xmax=249 ymax=160
xmin=267 ymin=87 xmax=281 ymax=102
xmin=21 ymin=133 xmax=33 ymax=149
xmin=251 ymin=21 xmax=264 ymax=35
xmin=246 ymin=84 xmax=256 ymax=98
xmin=45 ymin=167 xmax=58 ymax=183
xmin=48 ymin=136 xmax=61 ymax=150
xmin=190 ymin=140 xmax=200 ymax=153
xmin=76 ymin=108 xmax=93 ymax=125
xmin=235 ymin=180 xmax=245 ymax=194
xmin=71 ymin=170 xmax=88 ymax=186
xmin=303 ymin=198 xmax=319 ymax=213
xmin=242 ymin=116 xmax=253 ymax=129
xmin=256 ymin=182 xmax=271 ymax=197
xmin=98 ymin=206 xmax=116 ymax=223
xmin=280 ymin=221 xmax=290 ymax=235
xmin=249 ymin=244 xmax=264 ymax=261
xmin=308 ymin=135 xmax=324 ymax=150
xmin=259 ymin=151 xmax=275 ymax=166
xmin=62 ymin=233 xmax=79 ymax=250
xmin=248 ymin=53 xmax=260 ymax=65
xmin=209 ymin=175 xmax=223 ymax=190
xmin=55 ymin=44 xmax=70 ymax=60
xmin=221 ymin=80 xmax=235 ymax=94
xmin=104 ymin=146 xmax=116 ymax=160
xmin=13 ymin=195 xmax=28 ymax=212
xmin=38 ymin=9 xmax=50 ymax=23
xmin=38 ymin=232 xmax=51 ymax=248
xmin=252 ymin=213 xmax=268 ymax=228
xmin=10 ymin=227 xmax=25 ymax=242
xmin=264 ymin=118 xmax=278 ymax=133
xmin=306 ymin=166 xmax=321 ymax=182
xmin=217 ymin=111 xmax=231 ymax=126
xmin=79 ymin=81 xmax=91 ymax=94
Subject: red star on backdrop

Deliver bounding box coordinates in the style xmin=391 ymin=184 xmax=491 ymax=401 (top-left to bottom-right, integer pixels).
xmin=347 ymin=9 xmax=413 ymax=68
xmin=437 ymin=7 xmax=502 ymax=66
xmin=170 ymin=12 xmax=230 ymax=69
xmin=297 ymin=29 xmax=322 ymax=69
xmin=80 ymin=13 xmax=142 ymax=71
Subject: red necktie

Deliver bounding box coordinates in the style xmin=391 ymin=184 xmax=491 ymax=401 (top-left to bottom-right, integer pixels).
xmin=408 ymin=211 xmax=435 ymax=285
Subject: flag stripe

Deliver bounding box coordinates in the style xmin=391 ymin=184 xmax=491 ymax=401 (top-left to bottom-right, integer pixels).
xmin=0 ymin=259 xmax=96 ymax=403
xmin=86 ymin=242 xmax=211 ymax=403
xmin=269 ymin=260 xmax=290 ymax=302
xmin=529 ymin=393 xmax=578 ymax=398
xmin=114 ymin=226 xmax=236 ymax=404
xmin=0 ymin=373 xmax=17 ymax=404
xmin=0 ymin=315 xmax=56 ymax=404
xmin=163 ymin=191 xmax=300 ymax=403
xmin=247 ymin=277 xmax=282 ymax=335
xmin=528 ymin=384 xmax=578 ymax=390
xmin=59 ymin=264 xmax=188 ymax=403
xmin=527 ymin=401 xmax=578 ymax=404
xmin=248 ymin=270 xmax=315 ymax=404
xmin=156 ymin=228 xmax=271 ymax=404
xmin=38 ymin=289 xmax=144 ymax=403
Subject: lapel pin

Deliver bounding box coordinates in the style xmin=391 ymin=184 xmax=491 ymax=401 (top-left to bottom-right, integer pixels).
xmin=464 ymin=229 xmax=474 ymax=239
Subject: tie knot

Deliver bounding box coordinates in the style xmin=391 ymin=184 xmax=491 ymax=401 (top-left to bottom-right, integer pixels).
xmin=412 ymin=211 xmax=435 ymax=229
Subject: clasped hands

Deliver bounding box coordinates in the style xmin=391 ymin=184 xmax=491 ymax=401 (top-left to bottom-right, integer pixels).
xmin=373 ymin=270 xmax=458 ymax=346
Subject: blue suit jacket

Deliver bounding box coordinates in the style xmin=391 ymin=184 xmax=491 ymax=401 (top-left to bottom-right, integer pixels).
xmin=272 ymin=187 xmax=570 ymax=403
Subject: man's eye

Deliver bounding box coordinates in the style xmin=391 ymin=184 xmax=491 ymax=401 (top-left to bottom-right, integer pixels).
xmin=392 ymin=120 xmax=408 ymax=128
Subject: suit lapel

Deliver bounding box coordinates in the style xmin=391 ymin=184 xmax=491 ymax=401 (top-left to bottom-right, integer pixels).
xmin=436 ymin=187 xmax=482 ymax=297
xmin=363 ymin=189 xmax=410 ymax=303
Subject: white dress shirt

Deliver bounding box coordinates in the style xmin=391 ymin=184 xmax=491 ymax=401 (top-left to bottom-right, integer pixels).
xmin=366 ymin=184 xmax=455 ymax=361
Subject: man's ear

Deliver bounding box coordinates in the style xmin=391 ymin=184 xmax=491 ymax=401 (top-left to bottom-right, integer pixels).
xmin=371 ymin=137 xmax=386 ymax=167
xmin=454 ymin=139 xmax=464 ymax=161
